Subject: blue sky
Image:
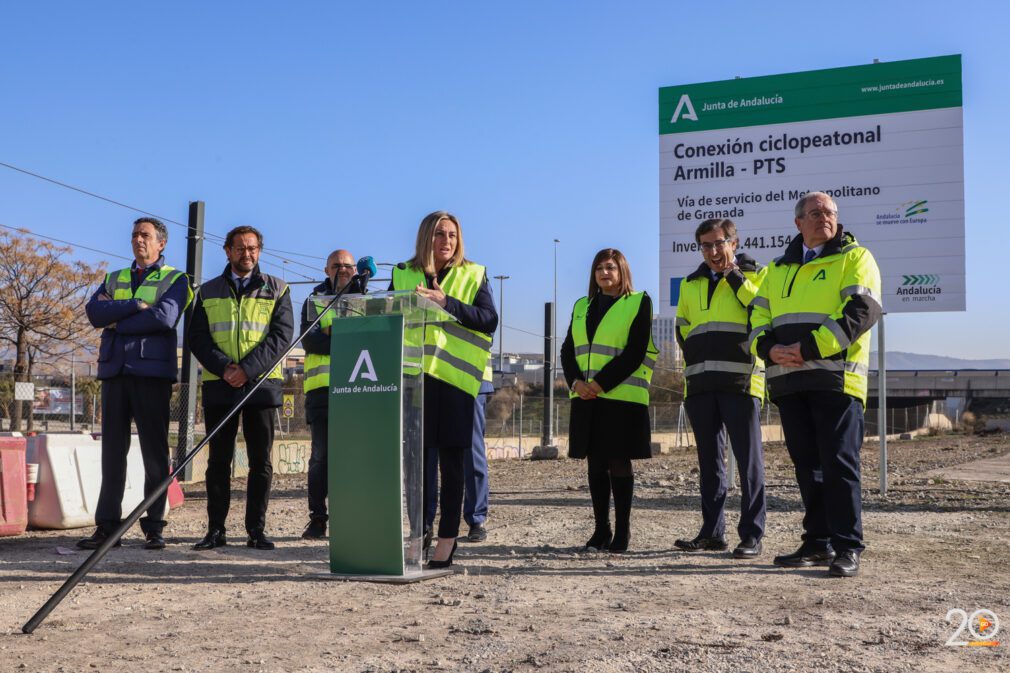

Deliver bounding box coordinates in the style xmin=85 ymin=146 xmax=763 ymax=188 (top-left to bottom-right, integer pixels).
xmin=1 ymin=1 xmax=1006 ymax=359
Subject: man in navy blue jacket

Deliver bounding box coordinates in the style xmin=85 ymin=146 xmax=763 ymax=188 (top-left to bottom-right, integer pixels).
xmin=78 ymin=218 xmax=191 ymax=550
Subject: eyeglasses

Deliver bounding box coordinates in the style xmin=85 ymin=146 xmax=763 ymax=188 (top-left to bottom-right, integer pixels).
xmin=330 ymin=264 xmax=355 ymax=270
xmin=230 ymin=246 xmax=260 ymax=254
xmin=803 ymin=209 xmax=837 ymax=219
xmin=700 ymin=239 xmax=734 ymax=251
xmin=595 ymin=264 xmax=619 ymax=273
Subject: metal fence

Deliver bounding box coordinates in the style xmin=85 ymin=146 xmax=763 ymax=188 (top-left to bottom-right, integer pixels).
xmin=0 ymin=374 xmax=962 ymax=454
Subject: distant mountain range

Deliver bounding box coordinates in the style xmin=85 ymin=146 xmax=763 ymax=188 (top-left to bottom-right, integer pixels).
xmin=871 ymin=351 xmax=1010 ymax=370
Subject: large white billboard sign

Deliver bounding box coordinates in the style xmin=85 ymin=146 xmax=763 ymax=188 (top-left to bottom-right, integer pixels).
xmin=659 ymin=55 xmax=965 ymax=314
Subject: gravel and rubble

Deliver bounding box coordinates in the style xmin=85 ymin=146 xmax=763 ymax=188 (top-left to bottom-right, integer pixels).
xmin=1 ymin=432 xmax=1008 ymax=672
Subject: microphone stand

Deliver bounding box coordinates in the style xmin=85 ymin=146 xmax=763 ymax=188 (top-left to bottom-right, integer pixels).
xmin=22 ymin=272 xmax=370 ymax=634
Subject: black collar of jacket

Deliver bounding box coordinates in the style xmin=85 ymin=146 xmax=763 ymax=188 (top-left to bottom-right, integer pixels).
xmin=777 ymin=225 xmax=856 ymax=264
xmin=684 ymin=252 xmax=761 ymax=282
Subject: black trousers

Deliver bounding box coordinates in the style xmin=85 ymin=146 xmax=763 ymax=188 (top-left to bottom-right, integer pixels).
xmin=203 ymin=404 xmax=275 ymax=535
xmin=776 ymin=391 xmax=865 ymax=553
xmin=684 ymin=392 xmax=766 ymax=541
xmin=306 ymin=409 xmax=329 ymax=520
xmin=432 ymin=445 xmax=466 ymax=540
xmin=96 ymin=376 xmax=172 ymax=535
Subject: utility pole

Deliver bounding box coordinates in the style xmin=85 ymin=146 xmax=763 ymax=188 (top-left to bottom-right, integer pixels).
xmin=70 ymin=348 xmax=76 ymax=432
xmin=174 ymin=201 xmax=204 ymax=480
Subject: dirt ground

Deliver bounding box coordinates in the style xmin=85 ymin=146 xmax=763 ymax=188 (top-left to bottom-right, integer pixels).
xmin=2 ymin=432 xmax=1009 ymax=673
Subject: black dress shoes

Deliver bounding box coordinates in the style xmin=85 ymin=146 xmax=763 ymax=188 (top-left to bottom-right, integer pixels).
xmin=76 ymin=529 xmax=121 ymax=550
xmin=674 ymin=535 xmax=728 ymax=552
xmin=246 ymin=531 xmax=276 ymax=550
xmin=828 ymin=549 xmax=860 ymax=577
xmin=773 ymin=545 xmax=836 ymax=568
xmin=732 ymin=537 xmax=762 ymax=559
xmin=193 ymin=529 xmax=227 ymax=550
xmin=301 ymin=518 xmax=327 ymax=539
xmin=466 ymin=523 xmax=488 ymax=543
xmin=144 ymin=532 xmax=166 ymax=550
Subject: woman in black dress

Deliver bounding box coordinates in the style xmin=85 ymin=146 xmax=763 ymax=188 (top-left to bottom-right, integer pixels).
xmin=560 ymin=249 xmax=656 ymax=553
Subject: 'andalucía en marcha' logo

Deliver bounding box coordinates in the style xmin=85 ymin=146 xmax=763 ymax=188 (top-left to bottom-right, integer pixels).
xmin=897 ymin=274 xmax=941 ymax=302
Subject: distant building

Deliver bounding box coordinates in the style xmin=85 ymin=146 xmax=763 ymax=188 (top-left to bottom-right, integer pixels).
xmin=652 ymin=315 xmax=681 ymax=366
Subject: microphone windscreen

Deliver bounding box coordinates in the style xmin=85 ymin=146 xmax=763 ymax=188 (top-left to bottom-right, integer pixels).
xmin=396 ymin=262 xmax=407 ymax=270
xmin=356 ymin=256 xmax=378 ymax=278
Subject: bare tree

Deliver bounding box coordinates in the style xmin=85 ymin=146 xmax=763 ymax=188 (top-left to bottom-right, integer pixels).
xmin=0 ymin=230 xmax=105 ymax=430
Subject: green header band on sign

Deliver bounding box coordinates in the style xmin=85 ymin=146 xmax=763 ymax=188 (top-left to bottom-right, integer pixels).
xmin=659 ymin=55 xmax=962 ymax=135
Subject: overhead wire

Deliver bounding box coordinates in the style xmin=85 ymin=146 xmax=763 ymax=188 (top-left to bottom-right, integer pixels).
xmin=0 ymin=160 xmax=325 ymax=275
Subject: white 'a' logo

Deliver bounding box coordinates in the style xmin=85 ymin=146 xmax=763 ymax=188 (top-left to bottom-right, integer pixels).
xmin=349 ymin=349 xmax=378 ymax=382
xmin=670 ymin=94 xmax=698 ymax=123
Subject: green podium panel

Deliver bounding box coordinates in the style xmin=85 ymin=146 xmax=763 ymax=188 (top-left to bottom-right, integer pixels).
xmin=328 ymin=314 xmax=405 ymax=575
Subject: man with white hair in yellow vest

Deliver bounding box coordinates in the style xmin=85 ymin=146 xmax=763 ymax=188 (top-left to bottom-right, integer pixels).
xmin=189 ymin=225 xmax=293 ymax=551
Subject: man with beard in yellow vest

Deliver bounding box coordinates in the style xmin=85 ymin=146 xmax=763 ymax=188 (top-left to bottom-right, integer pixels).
xmin=189 ymin=225 xmax=293 ymax=551
xmin=299 ymin=248 xmax=367 ymax=539
xmin=79 ymin=217 xmax=192 ymax=551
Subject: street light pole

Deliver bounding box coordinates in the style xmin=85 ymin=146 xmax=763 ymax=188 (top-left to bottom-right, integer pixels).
xmin=493 ymin=274 xmax=509 ymax=373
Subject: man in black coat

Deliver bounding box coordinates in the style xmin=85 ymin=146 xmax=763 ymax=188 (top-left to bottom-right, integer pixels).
xmin=189 ymin=226 xmax=293 ymax=551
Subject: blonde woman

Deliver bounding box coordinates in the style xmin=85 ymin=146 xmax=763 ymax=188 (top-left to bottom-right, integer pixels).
xmin=391 ymin=211 xmax=498 ymax=568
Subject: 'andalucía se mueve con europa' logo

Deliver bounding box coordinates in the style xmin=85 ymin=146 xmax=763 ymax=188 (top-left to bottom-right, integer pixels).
xmin=876 ymin=199 xmax=929 ymax=226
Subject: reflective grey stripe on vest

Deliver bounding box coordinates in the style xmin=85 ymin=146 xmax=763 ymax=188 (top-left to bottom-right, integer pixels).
xmin=423 ymin=344 xmax=484 ymax=380
xmin=621 ymin=376 xmax=651 ymax=390
xmin=574 ymin=344 xmax=592 ymax=357
xmin=153 ymin=271 xmax=183 ymax=295
xmin=771 ymin=312 xmax=830 ymax=328
xmin=208 ymin=320 xmax=270 ymax=334
xmin=841 ymin=284 xmax=882 ymax=308
xmin=750 ymin=296 xmax=770 ymax=310
xmin=675 ymin=316 xmax=689 ymax=326
xmin=684 ymin=361 xmax=761 ymax=377
xmin=823 ymin=319 xmax=851 ymax=349
xmin=305 ymin=364 xmax=330 ymax=380
xmin=441 ymin=322 xmax=492 ymax=350
xmin=748 ymin=326 xmax=769 ymax=348
xmin=766 ymin=360 xmax=869 ymax=379
xmin=591 ymin=345 xmax=623 ymax=358
xmin=684 ymin=321 xmax=748 ymax=337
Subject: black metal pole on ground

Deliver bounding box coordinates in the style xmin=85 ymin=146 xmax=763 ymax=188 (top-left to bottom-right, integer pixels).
xmin=22 ymin=276 xmax=362 ymax=635
xmin=174 ymin=201 xmax=205 ymax=481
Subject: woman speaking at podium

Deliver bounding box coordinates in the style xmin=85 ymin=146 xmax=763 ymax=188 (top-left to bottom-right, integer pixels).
xmin=560 ymin=249 xmax=657 ymax=553
xmin=391 ymin=211 xmax=498 ymax=568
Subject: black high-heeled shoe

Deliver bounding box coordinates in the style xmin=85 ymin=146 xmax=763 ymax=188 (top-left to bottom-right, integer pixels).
xmin=427 ymin=540 xmax=458 ymax=569
xmin=584 ymin=528 xmax=613 ymax=551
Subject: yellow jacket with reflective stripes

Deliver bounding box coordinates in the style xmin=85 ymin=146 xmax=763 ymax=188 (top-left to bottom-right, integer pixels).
xmin=676 ymin=253 xmax=766 ymax=399
xmin=199 ymin=273 xmax=290 ymax=382
xmin=749 ymin=228 xmax=882 ymax=404
xmin=105 ymin=265 xmax=193 ymax=308
xmin=392 ymin=263 xmax=492 ymax=398
xmin=303 ymin=297 xmax=336 ymax=393
xmin=568 ymin=292 xmax=658 ymax=406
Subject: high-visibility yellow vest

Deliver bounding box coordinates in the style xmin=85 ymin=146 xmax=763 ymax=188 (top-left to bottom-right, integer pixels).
xmin=198 ymin=274 xmax=289 ymax=382
xmin=676 ymin=265 xmax=766 ymax=399
xmin=392 ymin=263 xmax=492 ymax=398
xmin=568 ymin=292 xmax=658 ymax=406
xmin=104 ymin=265 xmax=193 ymax=309
xmin=749 ymin=233 xmax=881 ymax=404
xmin=303 ymin=298 xmax=336 ymax=393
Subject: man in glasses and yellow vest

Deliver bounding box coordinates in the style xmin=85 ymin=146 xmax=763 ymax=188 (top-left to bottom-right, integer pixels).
xmin=189 ymin=226 xmax=293 ymax=551
xmin=674 ymin=218 xmax=768 ymax=560
xmin=79 ymin=217 xmax=192 ymax=551
xmin=299 ymin=248 xmax=366 ymax=539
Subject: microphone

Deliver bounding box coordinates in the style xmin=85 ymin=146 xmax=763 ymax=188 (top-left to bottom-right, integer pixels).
xmin=355 ymin=256 xmax=378 ymax=280
xmin=375 ymin=261 xmax=408 ymax=270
